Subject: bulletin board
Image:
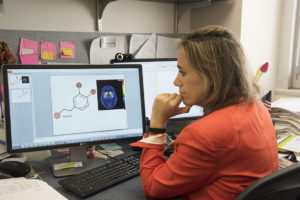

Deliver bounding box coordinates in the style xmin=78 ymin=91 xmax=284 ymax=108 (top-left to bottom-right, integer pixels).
xmin=0 ymin=29 xmax=182 ymax=65
xmin=0 ymin=29 xmax=130 ymax=64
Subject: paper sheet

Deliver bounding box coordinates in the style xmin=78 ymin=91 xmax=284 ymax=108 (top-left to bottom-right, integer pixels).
xmin=135 ymin=33 xmax=157 ymax=59
xmin=19 ymin=38 xmax=39 ymax=64
xmin=100 ymin=143 xmax=122 ymax=150
xmin=41 ymin=42 xmax=57 ymax=60
xmin=20 ymin=55 xmax=39 ymax=64
xmin=129 ymin=34 xmax=151 ymax=55
xmin=90 ymin=36 xmax=127 ymax=64
xmin=272 ymin=98 xmax=300 ymax=113
xmin=156 ymin=35 xmax=180 ymax=58
xmin=19 ymin=38 xmax=38 ymax=56
xmin=95 ymin=151 xmax=109 ymax=159
xmin=53 ymin=162 xmax=83 ymax=171
xmin=0 ymin=178 xmax=67 ymax=200
xmin=278 ymin=135 xmax=300 ymax=153
xmin=97 ymin=149 xmax=124 ymax=157
xmin=60 ymin=41 xmax=75 ymax=59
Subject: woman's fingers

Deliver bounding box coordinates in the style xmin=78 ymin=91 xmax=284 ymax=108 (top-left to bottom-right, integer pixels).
xmin=176 ymin=106 xmax=192 ymax=115
xmin=150 ymin=93 xmax=192 ymax=128
xmin=173 ymin=93 xmax=183 ymax=107
xmin=167 ymin=141 xmax=174 ymax=147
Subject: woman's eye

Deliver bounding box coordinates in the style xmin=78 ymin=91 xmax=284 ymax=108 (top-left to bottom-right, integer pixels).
xmin=179 ymin=71 xmax=186 ymax=76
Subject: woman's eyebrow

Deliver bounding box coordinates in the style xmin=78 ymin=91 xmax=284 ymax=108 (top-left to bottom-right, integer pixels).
xmin=177 ymin=65 xmax=184 ymax=70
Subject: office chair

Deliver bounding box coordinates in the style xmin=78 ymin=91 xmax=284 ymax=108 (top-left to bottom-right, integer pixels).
xmin=236 ymin=162 xmax=300 ymax=200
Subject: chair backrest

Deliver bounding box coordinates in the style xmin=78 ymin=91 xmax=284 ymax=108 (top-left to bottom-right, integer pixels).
xmin=236 ymin=162 xmax=300 ymax=200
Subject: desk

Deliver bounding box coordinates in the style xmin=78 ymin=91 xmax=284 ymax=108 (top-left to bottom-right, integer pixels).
xmin=26 ymin=142 xmax=165 ymax=200
xmin=33 ymin=159 xmax=146 ymax=200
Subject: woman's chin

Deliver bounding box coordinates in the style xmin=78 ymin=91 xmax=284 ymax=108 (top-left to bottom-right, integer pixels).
xmin=183 ymin=99 xmax=201 ymax=107
xmin=182 ymin=99 xmax=193 ymax=106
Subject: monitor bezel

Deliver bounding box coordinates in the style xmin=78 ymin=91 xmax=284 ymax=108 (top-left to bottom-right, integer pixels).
xmin=110 ymin=58 xmax=177 ymax=64
xmin=2 ymin=64 xmax=146 ymax=153
xmin=111 ymin=58 xmax=203 ymax=121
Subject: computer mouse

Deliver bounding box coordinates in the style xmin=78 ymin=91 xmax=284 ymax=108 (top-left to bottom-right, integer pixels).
xmin=0 ymin=174 xmax=11 ymax=179
xmin=0 ymin=161 xmax=31 ymax=177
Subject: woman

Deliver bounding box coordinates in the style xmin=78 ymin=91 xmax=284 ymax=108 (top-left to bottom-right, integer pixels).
xmin=131 ymin=25 xmax=278 ymax=200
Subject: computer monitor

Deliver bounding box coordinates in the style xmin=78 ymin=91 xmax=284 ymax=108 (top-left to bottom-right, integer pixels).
xmin=2 ymin=64 xmax=146 ymax=158
xmin=111 ymin=58 xmax=204 ymax=121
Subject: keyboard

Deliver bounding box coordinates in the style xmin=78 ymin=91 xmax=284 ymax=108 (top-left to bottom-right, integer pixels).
xmin=58 ymin=152 xmax=141 ymax=198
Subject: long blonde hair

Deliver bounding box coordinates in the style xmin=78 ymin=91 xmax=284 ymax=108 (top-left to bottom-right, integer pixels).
xmin=180 ymin=25 xmax=260 ymax=114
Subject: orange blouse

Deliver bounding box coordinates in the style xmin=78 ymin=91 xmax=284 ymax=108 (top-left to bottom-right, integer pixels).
xmin=131 ymin=98 xmax=278 ymax=200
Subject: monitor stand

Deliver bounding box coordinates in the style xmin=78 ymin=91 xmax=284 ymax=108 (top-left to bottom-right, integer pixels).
xmin=50 ymin=145 xmax=105 ymax=177
xmin=69 ymin=146 xmax=88 ymax=163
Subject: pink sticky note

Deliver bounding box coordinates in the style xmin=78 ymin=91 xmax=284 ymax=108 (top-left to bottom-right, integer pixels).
xmin=41 ymin=42 xmax=57 ymax=60
xmin=60 ymin=41 xmax=75 ymax=59
xmin=19 ymin=38 xmax=39 ymax=64
xmin=20 ymin=54 xmax=39 ymax=64
xmin=19 ymin=38 xmax=38 ymax=55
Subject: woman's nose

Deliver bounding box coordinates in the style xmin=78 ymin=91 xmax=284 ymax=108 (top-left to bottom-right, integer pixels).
xmin=173 ymin=74 xmax=182 ymax=87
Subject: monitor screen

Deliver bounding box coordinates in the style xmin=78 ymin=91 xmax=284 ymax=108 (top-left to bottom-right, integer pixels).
xmin=2 ymin=64 xmax=146 ymax=153
xmin=111 ymin=59 xmax=203 ymax=120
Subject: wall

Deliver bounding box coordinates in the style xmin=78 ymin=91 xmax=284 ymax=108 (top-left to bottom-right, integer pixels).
xmin=240 ymin=0 xmax=300 ymax=101
xmin=0 ymin=0 xmax=240 ymax=35
xmin=0 ymin=0 xmax=97 ymax=32
xmin=101 ymin=0 xmax=177 ymax=33
xmin=240 ymin=0 xmax=282 ymax=94
xmin=276 ymin=0 xmax=298 ymax=90
xmin=191 ymin=0 xmax=242 ymax=38
xmin=102 ymin=0 xmax=242 ymax=34
xmin=0 ymin=0 xmax=179 ymax=33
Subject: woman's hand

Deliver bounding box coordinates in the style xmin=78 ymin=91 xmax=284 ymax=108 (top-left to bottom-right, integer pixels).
xmin=150 ymin=93 xmax=191 ymax=128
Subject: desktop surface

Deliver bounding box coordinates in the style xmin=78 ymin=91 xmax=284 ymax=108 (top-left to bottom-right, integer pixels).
xmin=22 ymin=141 xmax=183 ymax=200
xmin=27 ymin=142 xmax=153 ymax=200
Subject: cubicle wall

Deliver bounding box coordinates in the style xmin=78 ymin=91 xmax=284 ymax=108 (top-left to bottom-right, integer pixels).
xmin=0 ymin=29 xmax=182 ymax=64
xmin=0 ymin=30 xmax=125 ymax=64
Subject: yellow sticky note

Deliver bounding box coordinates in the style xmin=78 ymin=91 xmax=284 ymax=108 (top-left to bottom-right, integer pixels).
xmin=57 ymin=148 xmax=69 ymax=152
xmin=53 ymin=162 xmax=83 ymax=170
xmin=95 ymin=151 xmax=109 ymax=159
xmin=61 ymin=162 xmax=76 ymax=169
xmin=62 ymin=48 xmax=73 ymax=56
xmin=42 ymin=51 xmax=54 ymax=60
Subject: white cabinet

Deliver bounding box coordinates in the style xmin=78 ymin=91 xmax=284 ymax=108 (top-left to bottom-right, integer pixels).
xmin=97 ymin=0 xmax=224 ymax=32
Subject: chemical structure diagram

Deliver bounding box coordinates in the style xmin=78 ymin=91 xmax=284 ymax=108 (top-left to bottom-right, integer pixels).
xmin=54 ymin=82 xmax=96 ymax=119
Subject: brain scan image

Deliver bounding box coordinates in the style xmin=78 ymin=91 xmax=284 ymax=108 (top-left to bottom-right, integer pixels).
xmin=100 ymin=85 xmax=118 ymax=109
xmin=97 ymin=79 xmax=125 ymax=110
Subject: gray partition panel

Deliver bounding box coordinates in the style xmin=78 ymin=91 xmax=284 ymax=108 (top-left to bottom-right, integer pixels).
xmin=0 ymin=29 xmax=132 ymax=64
xmin=0 ymin=29 xmax=182 ymax=65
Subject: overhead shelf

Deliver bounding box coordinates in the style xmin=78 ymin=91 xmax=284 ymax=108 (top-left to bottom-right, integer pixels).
xmin=96 ymin=0 xmax=224 ymax=32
